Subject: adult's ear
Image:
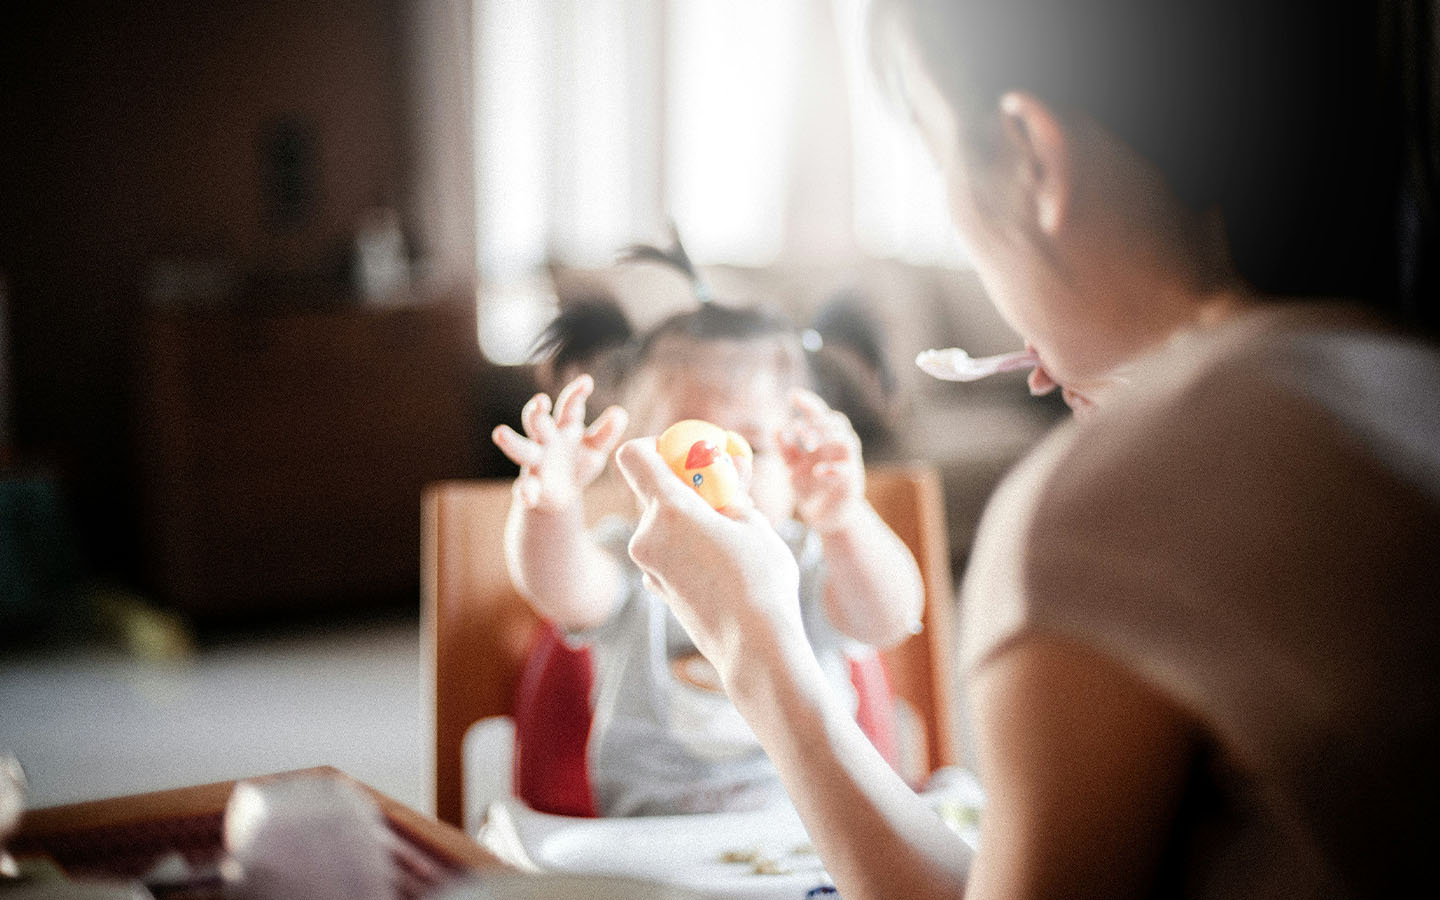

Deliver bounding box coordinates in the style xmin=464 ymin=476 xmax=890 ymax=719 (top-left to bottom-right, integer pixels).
xmin=997 ymin=91 xmax=1073 ymax=237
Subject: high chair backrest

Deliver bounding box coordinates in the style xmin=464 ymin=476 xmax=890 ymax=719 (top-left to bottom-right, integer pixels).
xmin=422 ymin=463 xmax=958 ymax=829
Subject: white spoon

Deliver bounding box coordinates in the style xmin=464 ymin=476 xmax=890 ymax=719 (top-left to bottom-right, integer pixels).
xmin=915 ymin=347 xmax=1039 ymax=382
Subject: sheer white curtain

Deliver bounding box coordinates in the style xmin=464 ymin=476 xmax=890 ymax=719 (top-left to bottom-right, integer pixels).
xmin=833 ymin=0 xmax=965 ymax=267
xmin=474 ymin=0 xmax=664 ymax=361
xmin=472 ymin=0 xmax=962 ymax=362
xmin=664 ymin=1 xmax=805 ymax=264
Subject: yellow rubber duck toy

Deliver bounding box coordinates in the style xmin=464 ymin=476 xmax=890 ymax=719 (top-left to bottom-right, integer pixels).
xmin=656 ymin=419 xmax=753 ymax=510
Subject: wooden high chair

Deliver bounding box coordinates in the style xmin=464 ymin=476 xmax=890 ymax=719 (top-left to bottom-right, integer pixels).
xmin=422 ymin=463 xmax=959 ymax=829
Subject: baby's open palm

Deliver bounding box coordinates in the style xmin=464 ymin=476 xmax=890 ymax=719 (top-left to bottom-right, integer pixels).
xmin=491 ymin=375 xmax=629 ymax=511
xmin=780 ymin=389 xmax=866 ymax=534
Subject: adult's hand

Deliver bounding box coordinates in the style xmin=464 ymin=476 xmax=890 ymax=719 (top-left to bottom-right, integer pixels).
xmin=614 ymin=436 xmax=807 ymax=686
xmin=620 ymin=436 xmax=973 ymax=900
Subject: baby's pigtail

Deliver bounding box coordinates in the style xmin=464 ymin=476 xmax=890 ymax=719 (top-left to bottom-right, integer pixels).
xmin=529 ymin=294 xmax=634 ymax=389
xmin=617 ymin=222 xmax=714 ymax=304
xmin=806 ymin=290 xmax=899 ymax=456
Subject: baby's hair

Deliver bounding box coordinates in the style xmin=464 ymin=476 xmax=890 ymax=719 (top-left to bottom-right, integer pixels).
xmin=635 ymin=302 xmax=801 ymax=363
xmin=533 ymin=296 xmax=809 ymax=392
xmin=618 ymin=223 xmax=714 ymax=304
xmin=810 ymin=289 xmax=896 ymax=396
xmin=531 ymin=295 xmax=634 ymax=382
xmin=532 ymin=240 xmax=901 ymax=449
xmin=806 ymin=289 xmax=900 ymax=454
xmin=532 ymin=230 xmax=808 ymax=390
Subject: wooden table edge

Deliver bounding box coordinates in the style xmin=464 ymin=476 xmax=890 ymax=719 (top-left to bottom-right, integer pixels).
xmin=14 ymin=765 xmax=504 ymax=874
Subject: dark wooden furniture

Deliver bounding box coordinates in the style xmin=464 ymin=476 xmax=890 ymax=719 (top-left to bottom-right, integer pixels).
xmin=134 ymin=302 xmax=483 ymax=617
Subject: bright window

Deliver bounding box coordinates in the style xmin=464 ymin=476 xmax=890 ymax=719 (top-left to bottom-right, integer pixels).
xmin=834 ymin=0 xmax=967 ymax=267
xmin=472 ymin=0 xmax=965 ymax=363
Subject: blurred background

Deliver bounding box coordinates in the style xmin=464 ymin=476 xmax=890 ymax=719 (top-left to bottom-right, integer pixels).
xmin=0 ymin=0 xmax=1063 ymax=814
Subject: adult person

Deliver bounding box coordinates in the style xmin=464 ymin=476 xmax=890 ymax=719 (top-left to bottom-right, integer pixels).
xmin=614 ymin=0 xmax=1440 ymax=897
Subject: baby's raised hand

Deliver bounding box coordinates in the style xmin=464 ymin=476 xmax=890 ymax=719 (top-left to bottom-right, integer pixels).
xmin=779 ymin=389 xmax=866 ymax=535
xmin=491 ymin=374 xmax=629 ymax=511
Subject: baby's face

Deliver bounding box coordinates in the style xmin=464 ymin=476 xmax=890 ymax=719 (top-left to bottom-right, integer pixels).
xmin=629 ymin=340 xmax=799 ymax=524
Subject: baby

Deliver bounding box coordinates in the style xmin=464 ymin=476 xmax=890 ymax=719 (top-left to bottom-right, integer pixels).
xmin=492 ymin=288 xmax=924 ymax=817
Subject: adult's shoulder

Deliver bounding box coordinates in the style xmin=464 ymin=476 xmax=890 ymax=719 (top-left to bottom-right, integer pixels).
xmin=960 ymin=302 xmax=1440 ymax=676
xmin=1035 ymin=302 xmax=1440 ymax=543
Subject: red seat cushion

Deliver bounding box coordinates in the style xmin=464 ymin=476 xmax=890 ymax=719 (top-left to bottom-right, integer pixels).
xmin=849 ymin=650 xmax=901 ymax=771
xmin=511 ymin=624 xmax=900 ymax=817
xmin=511 ymin=623 xmax=597 ymax=817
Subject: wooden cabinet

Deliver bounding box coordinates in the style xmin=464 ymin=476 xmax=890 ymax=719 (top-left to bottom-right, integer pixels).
xmin=134 ymin=301 xmax=484 ymax=618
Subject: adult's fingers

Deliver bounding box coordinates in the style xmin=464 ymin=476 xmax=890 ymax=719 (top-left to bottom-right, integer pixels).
xmin=617 ymin=437 xmax=755 ymax=520
xmin=640 ymin=571 xmax=668 ymax=600
xmin=615 ymin=437 xmax=701 ymax=509
xmin=718 ymin=489 xmax=765 ymax=522
xmin=732 ymin=448 xmax=754 ymax=493
xmin=553 ymin=374 xmax=593 ymax=430
xmin=491 ymin=424 xmax=543 ymax=469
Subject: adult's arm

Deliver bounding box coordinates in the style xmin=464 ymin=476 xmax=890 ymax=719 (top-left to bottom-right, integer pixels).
xmin=963 ymin=636 xmax=1200 ymax=900
xmin=616 ymin=438 xmax=971 ymax=899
